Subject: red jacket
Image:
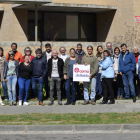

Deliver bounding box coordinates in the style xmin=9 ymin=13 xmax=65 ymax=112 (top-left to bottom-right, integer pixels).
xmin=21 ymin=55 xmax=35 ymax=62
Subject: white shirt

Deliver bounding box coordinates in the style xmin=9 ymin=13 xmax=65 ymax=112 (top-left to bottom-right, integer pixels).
xmin=60 ymin=54 xmax=68 ymax=62
xmin=51 ymin=59 xmax=59 ymax=77
xmin=46 ymin=51 xmax=52 ymax=62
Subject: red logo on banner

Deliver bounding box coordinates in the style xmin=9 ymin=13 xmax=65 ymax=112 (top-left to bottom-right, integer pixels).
xmin=74 ymin=68 xmax=79 ymax=73
xmin=74 ymin=68 xmax=89 ymax=73
xmin=135 ymin=16 xmax=140 ymax=23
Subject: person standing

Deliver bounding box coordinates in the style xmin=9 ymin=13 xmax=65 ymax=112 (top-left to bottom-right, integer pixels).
xmin=42 ymin=43 xmax=52 ymax=98
xmin=96 ymin=45 xmax=103 ymax=96
xmin=6 ymin=43 xmax=22 ymax=62
xmin=18 ymin=55 xmax=33 ymax=106
xmin=32 ymin=48 xmax=48 ymax=106
xmin=4 ymin=51 xmax=19 ymax=106
xmin=106 ymin=42 xmax=112 ymax=49
xmin=21 ymin=47 xmax=35 ymax=99
xmin=21 ymin=47 xmax=35 ymax=62
xmin=0 ymin=47 xmax=8 ymax=101
xmin=76 ymin=43 xmax=86 ymax=63
xmin=82 ymin=45 xmax=98 ymax=105
xmin=64 ymin=48 xmax=80 ymax=105
xmin=48 ymin=50 xmax=64 ymax=105
xmin=131 ymin=46 xmax=140 ymax=98
xmin=0 ymin=47 xmax=6 ymax=105
xmin=119 ymin=43 xmax=136 ymax=102
xmin=113 ymin=47 xmax=124 ymax=99
xmin=99 ymin=50 xmax=115 ymax=104
xmin=58 ymin=46 xmax=69 ymax=99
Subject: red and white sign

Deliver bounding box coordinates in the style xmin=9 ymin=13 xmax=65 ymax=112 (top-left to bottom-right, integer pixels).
xmin=135 ymin=16 xmax=140 ymax=23
xmin=73 ymin=65 xmax=90 ymax=82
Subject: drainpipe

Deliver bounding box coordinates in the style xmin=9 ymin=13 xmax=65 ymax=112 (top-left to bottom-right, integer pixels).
xmin=35 ymin=4 xmax=38 ymax=41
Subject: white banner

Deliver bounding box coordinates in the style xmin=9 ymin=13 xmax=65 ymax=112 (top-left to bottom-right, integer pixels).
xmin=73 ymin=64 xmax=90 ymax=82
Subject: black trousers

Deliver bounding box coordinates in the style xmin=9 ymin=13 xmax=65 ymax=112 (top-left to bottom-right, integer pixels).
xmin=134 ymin=75 xmax=140 ymax=97
xmin=102 ymin=78 xmax=114 ymax=102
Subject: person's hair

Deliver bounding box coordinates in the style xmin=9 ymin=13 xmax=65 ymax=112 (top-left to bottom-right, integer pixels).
xmin=77 ymin=43 xmax=82 ymax=48
xmin=8 ymin=51 xmax=15 ymax=60
xmin=87 ymin=45 xmax=93 ymax=50
xmin=52 ymin=49 xmax=58 ymax=54
xmin=69 ymin=48 xmax=76 ymax=53
xmin=24 ymin=47 xmax=32 ymax=55
xmin=131 ymin=45 xmax=140 ymax=53
xmin=0 ymin=47 xmax=4 ymax=56
xmin=24 ymin=55 xmax=30 ymax=59
xmin=11 ymin=43 xmax=17 ymax=48
xmin=59 ymin=46 xmax=66 ymax=52
xmin=96 ymin=45 xmax=103 ymax=57
xmin=108 ymin=48 xmax=113 ymax=54
xmin=114 ymin=47 xmax=120 ymax=54
xmin=106 ymin=42 xmax=112 ymax=47
xmin=45 ymin=43 xmax=51 ymax=48
xmin=35 ymin=48 xmax=42 ymax=54
xmin=120 ymin=43 xmax=127 ymax=48
xmin=103 ymin=50 xmax=110 ymax=57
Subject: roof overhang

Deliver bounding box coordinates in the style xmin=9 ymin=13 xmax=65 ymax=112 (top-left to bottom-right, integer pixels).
xmin=0 ymin=0 xmax=52 ymax=4
xmin=12 ymin=3 xmax=117 ymax=13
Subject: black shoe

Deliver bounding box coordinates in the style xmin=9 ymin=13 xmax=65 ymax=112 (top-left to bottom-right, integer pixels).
xmin=58 ymin=101 xmax=63 ymax=105
xmin=133 ymin=97 xmax=136 ymax=103
xmin=48 ymin=101 xmax=53 ymax=106
xmin=108 ymin=100 xmax=115 ymax=104
xmin=72 ymin=102 xmax=75 ymax=105
xmin=99 ymin=101 xmax=108 ymax=104
xmin=64 ymin=101 xmax=71 ymax=105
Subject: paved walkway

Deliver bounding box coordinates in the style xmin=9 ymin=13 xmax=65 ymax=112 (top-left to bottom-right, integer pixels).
xmin=0 ymin=100 xmax=140 ymax=114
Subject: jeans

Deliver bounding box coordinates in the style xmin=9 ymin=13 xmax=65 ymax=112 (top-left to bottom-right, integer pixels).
xmin=65 ymin=78 xmax=78 ymax=103
xmin=2 ymin=81 xmax=7 ymax=96
xmin=102 ymin=78 xmax=115 ymax=102
xmin=6 ymin=75 xmax=17 ymax=102
xmin=18 ymin=77 xmax=31 ymax=102
xmin=122 ymin=71 xmax=136 ymax=98
xmin=83 ymin=78 xmax=96 ymax=101
xmin=32 ymin=77 xmax=44 ymax=102
xmin=49 ymin=77 xmax=61 ymax=101
xmin=116 ymin=75 xmax=124 ymax=96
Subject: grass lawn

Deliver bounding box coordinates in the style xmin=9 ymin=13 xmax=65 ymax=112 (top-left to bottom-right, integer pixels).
xmin=0 ymin=112 xmax=140 ymax=125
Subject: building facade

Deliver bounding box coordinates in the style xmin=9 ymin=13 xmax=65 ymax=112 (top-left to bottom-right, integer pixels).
xmin=0 ymin=0 xmax=140 ymax=55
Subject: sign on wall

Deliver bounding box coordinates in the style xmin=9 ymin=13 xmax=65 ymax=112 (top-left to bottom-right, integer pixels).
xmin=73 ymin=65 xmax=90 ymax=82
xmin=135 ymin=16 xmax=140 ymax=23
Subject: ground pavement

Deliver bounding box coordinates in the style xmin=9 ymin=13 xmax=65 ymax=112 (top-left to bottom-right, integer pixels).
xmin=0 ymin=100 xmax=140 ymax=114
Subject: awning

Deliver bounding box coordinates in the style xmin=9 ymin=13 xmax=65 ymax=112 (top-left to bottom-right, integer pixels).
xmin=12 ymin=3 xmax=117 ymax=13
xmin=0 ymin=0 xmax=51 ymax=4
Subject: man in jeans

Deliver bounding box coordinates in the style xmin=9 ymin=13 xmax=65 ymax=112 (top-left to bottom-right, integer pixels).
xmin=119 ymin=43 xmax=136 ymax=102
xmin=42 ymin=43 xmax=52 ymax=98
xmin=32 ymin=48 xmax=48 ymax=106
xmin=82 ymin=45 xmax=98 ymax=105
xmin=48 ymin=50 xmax=64 ymax=105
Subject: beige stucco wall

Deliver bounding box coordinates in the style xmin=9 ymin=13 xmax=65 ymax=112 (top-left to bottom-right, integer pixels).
xmin=0 ymin=4 xmax=28 ymax=41
xmin=0 ymin=0 xmax=139 ymax=47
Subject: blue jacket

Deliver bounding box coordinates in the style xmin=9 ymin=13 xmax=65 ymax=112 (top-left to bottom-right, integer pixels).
xmin=118 ymin=50 xmax=136 ymax=74
xmin=3 ymin=60 xmax=19 ymax=79
xmin=99 ymin=56 xmax=115 ymax=79
xmin=32 ymin=56 xmax=48 ymax=78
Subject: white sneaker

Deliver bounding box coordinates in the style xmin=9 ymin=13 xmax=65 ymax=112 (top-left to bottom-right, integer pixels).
xmin=1 ymin=102 xmax=5 ymax=106
xmin=23 ymin=102 xmax=29 ymax=106
xmin=19 ymin=100 xmax=22 ymax=106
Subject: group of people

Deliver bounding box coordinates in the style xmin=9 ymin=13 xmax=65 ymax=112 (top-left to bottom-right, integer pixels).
xmin=0 ymin=42 xmax=139 ymax=106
